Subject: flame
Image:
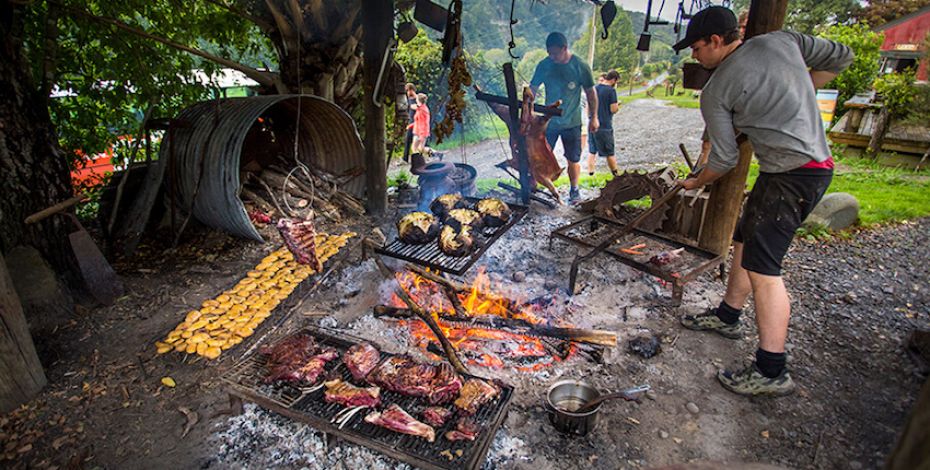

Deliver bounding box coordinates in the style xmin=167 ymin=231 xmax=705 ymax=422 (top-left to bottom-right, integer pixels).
xmin=389 ymin=268 xmax=578 ymax=372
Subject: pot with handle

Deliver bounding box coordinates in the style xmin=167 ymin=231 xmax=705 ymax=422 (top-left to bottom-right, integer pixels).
xmin=545 ymin=380 xmax=650 ymax=436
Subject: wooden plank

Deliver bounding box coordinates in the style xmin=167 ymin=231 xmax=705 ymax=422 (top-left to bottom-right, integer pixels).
xmin=361 ymin=0 xmax=393 ymax=215
xmin=699 ymin=0 xmax=789 ymax=257
xmin=0 ymin=252 xmax=47 ymax=413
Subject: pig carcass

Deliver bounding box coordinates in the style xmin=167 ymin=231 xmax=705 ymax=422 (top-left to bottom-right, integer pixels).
xmin=485 ymin=87 xmax=564 ymax=204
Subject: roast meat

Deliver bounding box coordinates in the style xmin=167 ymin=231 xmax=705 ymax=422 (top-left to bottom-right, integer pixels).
xmin=344 ymin=342 xmax=381 ymax=382
xmin=453 ymin=378 xmax=500 ymax=415
xmin=364 ymin=404 xmax=436 ymax=442
xmin=323 ymin=378 xmax=381 ymax=408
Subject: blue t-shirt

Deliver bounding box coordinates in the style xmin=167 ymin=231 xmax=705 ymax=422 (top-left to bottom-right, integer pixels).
xmin=595 ymin=83 xmax=618 ymax=130
xmin=530 ymin=55 xmax=595 ymax=131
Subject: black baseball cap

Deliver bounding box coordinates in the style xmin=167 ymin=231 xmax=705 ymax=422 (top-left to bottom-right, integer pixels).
xmin=672 ymin=6 xmax=738 ymax=53
xmin=546 ymin=32 xmax=568 ymax=49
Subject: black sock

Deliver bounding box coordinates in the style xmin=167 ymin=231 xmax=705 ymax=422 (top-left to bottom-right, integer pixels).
xmin=755 ymin=348 xmax=787 ymax=378
xmin=713 ymin=300 xmax=742 ymax=324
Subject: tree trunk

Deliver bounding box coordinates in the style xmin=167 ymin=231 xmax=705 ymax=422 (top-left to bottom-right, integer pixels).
xmin=0 ymin=4 xmax=78 ymax=279
xmin=264 ymin=2 xmax=364 ymax=110
xmin=698 ymin=0 xmax=789 ymax=256
xmin=0 ymin=251 xmax=47 ymax=413
xmin=361 ymin=0 xmax=391 ymax=215
xmin=867 ymin=107 xmax=890 ymax=158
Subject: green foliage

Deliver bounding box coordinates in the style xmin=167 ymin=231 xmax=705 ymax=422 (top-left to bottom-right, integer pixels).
xmin=819 ymin=23 xmax=883 ymax=110
xmin=732 ymin=0 xmax=860 ymax=34
xmin=388 ymin=170 xmax=412 ymax=189
xmin=574 ymin=9 xmax=637 ymax=75
xmin=859 ymin=0 xmax=930 ymax=26
xmin=21 ymin=0 xmax=274 ymax=169
xmin=744 ymin=148 xmax=930 ymax=227
xmin=873 ymin=70 xmax=919 ymax=117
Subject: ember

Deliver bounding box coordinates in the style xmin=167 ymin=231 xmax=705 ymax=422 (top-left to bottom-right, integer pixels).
xmin=378 ymin=267 xmax=614 ymax=372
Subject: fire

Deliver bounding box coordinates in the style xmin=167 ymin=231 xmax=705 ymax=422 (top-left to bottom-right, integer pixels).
xmin=388 ymin=268 xmax=577 ymax=372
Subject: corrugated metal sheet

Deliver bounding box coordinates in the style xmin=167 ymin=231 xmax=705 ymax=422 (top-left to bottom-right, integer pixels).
xmin=164 ymin=95 xmax=365 ymax=242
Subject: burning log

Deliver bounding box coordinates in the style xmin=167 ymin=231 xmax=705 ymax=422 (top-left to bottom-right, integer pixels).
xmin=373 ymin=305 xmax=617 ymax=347
xmin=393 ymin=285 xmax=470 ymax=376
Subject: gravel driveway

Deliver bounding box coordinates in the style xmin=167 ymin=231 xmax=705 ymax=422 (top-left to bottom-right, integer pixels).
xmin=389 ymin=98 xmax=706 ymax=179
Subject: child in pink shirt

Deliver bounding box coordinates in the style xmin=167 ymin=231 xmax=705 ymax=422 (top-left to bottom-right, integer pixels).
xmin=408 ymin=93 xmax=430 ymax=155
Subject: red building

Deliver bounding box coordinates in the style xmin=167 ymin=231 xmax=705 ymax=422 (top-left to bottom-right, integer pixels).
xmin=875 ymin=6 xmax=930 ymax=82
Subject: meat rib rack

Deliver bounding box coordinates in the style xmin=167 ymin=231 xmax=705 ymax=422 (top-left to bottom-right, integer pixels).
xmin=222 ymin=327 xmax=514 ymax=470
xmin=375 ymin=198 xmax=528 ymax=275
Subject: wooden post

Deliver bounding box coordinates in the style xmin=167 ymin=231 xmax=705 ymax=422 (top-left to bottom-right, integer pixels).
xmin=361 ymin=0 xmax=393 ymax=216
xmin=503 ymin=63 xmax=532 ymax=204
xmin=697 ymin=0 xmax=788 ymax=256
xmin=0 ymin=252 xmax=47 ymax=413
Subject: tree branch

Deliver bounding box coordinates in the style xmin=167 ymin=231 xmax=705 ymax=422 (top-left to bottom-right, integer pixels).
xmin=264 ymin=0 xmax=296 ymax=52
xmin=58 ymin=2 xmax=277 ymax=88
xmin=202 ymin=0 xmax=276 ymax=33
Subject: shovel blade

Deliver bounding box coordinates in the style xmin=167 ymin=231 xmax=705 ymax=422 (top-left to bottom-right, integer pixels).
xmin=69 ymin=230 xmax=123 ymax=305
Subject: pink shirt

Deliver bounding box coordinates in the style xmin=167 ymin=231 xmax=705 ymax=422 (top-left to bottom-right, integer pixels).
xmin=411 ymin=104 xmax=430 ymax=138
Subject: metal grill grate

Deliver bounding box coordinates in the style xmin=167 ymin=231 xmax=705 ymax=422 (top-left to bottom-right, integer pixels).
xmin=375 ymin=198 xmax=528 ymax=275
xmin=222 ymin=327 xmax=513 ymax=470
xmin=550 ymin=216 xmax=725 ymax=304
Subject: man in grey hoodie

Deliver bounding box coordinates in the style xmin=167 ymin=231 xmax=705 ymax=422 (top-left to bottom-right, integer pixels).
xmin=674 ymin=6 xmax=853 ymax=396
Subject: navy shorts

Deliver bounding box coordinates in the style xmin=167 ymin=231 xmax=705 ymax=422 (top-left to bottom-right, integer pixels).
xmin=588 ymin=129 xmax=615 ymax=157
xmin=546 ymin=126 xmax=582 ymax=163
xmin=733 ymin=168 xmax=832 ymax=275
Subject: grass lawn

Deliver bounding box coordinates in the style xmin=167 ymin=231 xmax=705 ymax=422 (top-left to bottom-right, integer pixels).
xmin=617 ymin=86 xmax=701 ymax=109
xmin=733 ymin=152 xmax=930 ymax=228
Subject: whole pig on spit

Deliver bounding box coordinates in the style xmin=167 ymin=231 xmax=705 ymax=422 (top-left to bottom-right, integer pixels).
xmin=485 ymin=87 xmax=564 ymax=204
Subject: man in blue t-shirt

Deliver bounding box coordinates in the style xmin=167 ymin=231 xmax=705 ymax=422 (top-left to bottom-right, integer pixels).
xmin=530 ymin=32 xmax=598 ymax=203
xmin=586 ymin=70 xmax=620 ymax=176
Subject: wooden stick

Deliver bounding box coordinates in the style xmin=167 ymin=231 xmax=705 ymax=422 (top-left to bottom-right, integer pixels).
xmin=374 ymin=306 xmax=618 ymax=347
xmin=393 ymin=285 xmax=470 ymax=375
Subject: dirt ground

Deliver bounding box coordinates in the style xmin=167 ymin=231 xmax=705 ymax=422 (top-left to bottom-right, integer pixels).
xmin=2 ymin=100 xmax=928 ymax=469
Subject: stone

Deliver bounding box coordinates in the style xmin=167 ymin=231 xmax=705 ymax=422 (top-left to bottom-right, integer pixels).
xmin=645 ymin=390 xmax=658 ymax=401
xmin=512 ymin=271 xmax=526 ymax=282
xmin=803 ymin=192 xmax=860 ymax=230
xmin=658 ymin=430 xmax=669 ymax=439
xmin=685 ymin=402 xmax=699 ymax=414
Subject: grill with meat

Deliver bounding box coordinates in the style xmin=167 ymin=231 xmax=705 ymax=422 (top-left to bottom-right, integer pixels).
xmin=364 ymin=404 xmax=436 ymax=442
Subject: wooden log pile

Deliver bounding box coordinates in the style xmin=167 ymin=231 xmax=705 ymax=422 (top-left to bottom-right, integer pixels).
xmin=239 ymin=158 xmax=365 ymax=223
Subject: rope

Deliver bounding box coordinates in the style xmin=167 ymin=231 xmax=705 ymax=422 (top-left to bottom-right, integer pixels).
xmin=285 ymin=6 xmax=314 ymax=217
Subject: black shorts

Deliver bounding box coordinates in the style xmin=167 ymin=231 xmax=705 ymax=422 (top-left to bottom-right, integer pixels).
xmin=588 ymin=129 xmax=615 ymax=156
xmin=733 ymin=168 xmax=832 ymax=276
xmin=545 ymin=126 xmax=582 ymax=163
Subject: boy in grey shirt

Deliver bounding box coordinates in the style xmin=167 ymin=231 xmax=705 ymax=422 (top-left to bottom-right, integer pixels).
xmin=674 ymin=6 xmax=853 ymax=396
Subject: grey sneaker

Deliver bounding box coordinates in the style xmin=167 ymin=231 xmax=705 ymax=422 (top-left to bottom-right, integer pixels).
xmin=717 ymin=363 xmax=796 ymax=397
xmin=569 ymin=187 xmax=581 ymax=202
xmin=680 ymin=309 xmax=743 ymax=339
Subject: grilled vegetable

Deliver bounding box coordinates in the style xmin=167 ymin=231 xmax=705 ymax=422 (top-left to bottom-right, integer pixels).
xmin=444 ymin=208 xmax=483 ymax=231
xmin=475 ymin=198 xmax=512 ymax=227
xmin=397 ymin=211 xmax=440 ymax=244
xmin=439 ymin=224 xmax=474 ymax=257
xmin=429 ymin=193 xmax=467 ymax=219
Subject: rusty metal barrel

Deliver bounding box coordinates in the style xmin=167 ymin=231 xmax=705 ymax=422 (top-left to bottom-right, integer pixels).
xmin=163 ymin=95 xmax=364 ymax=242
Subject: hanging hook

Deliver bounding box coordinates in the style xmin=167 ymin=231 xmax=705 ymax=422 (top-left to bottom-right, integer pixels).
xmin=600 ymin=0 xmax=617 ymax=40
xmin=508 ymin=0 xmax=520 ymax=59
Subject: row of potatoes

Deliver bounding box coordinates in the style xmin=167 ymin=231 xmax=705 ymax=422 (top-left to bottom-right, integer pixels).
xmin=155 ymin=232 xmax=356 ymax=359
